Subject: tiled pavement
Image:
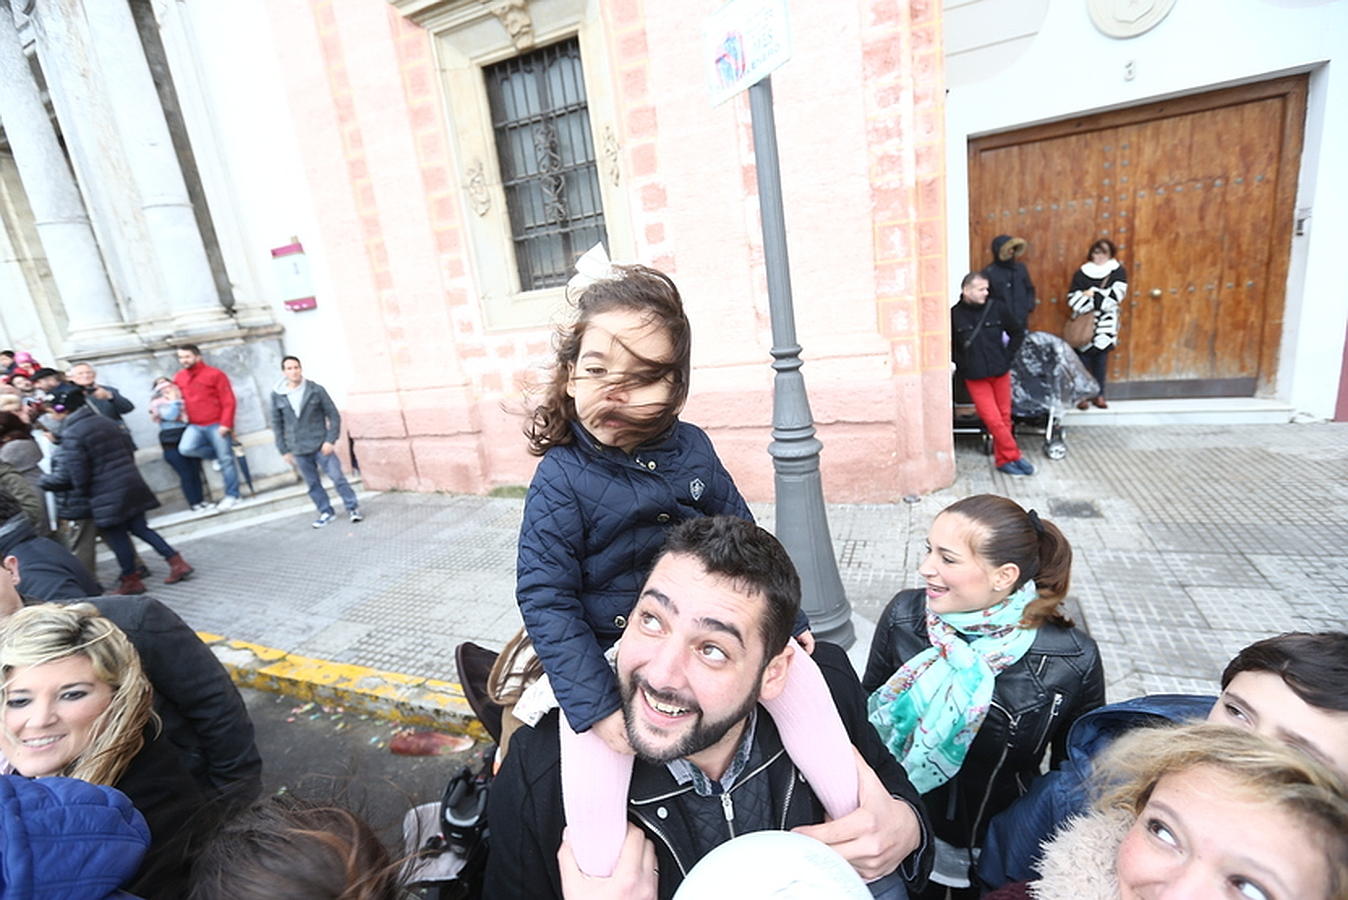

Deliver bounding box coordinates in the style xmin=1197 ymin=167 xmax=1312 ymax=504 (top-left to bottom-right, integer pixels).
xmin=131 ymin=422 xmax=1348 ymax=704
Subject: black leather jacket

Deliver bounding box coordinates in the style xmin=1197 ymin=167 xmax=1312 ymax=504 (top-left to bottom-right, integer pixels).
xmin=862 ymin=589 xmax=1105 ymax=855
xmin=486 ymin=642 xmax=934 ymax=899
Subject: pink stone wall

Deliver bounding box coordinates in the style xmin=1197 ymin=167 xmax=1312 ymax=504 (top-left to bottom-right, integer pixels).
xmin=267 ymin=0 xmax=952 ymax=501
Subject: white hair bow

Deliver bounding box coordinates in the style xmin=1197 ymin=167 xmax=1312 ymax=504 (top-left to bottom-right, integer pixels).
xmin=565 ymin=242 xmax=617 ymax=302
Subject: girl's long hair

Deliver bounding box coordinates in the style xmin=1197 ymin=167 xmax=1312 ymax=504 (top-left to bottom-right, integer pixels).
xmin=525 ymin=264 xmax=691 ymax=455
xmin=0 ymin=603 xmax=153 ymax=785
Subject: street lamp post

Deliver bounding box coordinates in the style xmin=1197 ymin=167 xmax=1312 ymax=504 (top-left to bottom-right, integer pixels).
xmin=748 ymin=75 xmax=854 ymax=648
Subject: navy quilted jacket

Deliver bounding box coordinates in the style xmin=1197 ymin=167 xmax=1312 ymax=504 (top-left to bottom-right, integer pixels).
xmin=516 ymin=421 xmax=753 ymax=732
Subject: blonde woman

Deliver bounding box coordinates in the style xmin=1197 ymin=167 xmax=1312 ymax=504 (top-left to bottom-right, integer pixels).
xmin=985 ymin=723 xmax=1348 ymax=899
xmin=0 ymin=603 xmax=213 ymax=898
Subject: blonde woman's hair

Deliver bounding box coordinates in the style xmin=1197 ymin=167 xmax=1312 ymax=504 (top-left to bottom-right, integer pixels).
xmin=0 ymin=603 xmax=154 ymax=785
xmin=1095 ymin=723 xmax=1348 ymax=897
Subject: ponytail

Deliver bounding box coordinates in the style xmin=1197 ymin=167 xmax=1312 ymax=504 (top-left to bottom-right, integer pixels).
xmin=942 ymin=494 xmax=1075 ymax=628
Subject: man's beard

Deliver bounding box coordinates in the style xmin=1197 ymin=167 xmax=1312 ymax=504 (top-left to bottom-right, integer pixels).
xmin=619 ymin=672 xmax=761 ymax=764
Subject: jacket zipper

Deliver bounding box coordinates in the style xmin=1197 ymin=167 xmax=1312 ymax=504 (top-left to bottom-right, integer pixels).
xmin=969 ymin=700 xmax=1018 ymax=841
xmin=720 ymin=791 xmax=736 ymax=839
xmin=1031 ymin=692 xmax=1065 ymax=761
xmin=629 ymin=808 xmax=690 ymax=876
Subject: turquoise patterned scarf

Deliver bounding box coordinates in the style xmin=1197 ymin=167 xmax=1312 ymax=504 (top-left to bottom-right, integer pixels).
xmin=867 ymin=582 xmax=1038 ymax=793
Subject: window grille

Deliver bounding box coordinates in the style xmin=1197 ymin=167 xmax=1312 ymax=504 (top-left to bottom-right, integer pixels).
xmin=484 ymin=38 xmax=607 ymax=292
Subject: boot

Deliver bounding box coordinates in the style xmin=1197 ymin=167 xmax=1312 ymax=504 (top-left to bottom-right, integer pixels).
xmin=115 ymin=573 xmax=147 ymax=595
xmin=165 ymin=554 xmax=194 ymax=584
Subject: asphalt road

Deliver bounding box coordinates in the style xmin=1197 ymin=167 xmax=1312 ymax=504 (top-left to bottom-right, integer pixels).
xmin=242 ymin=686 xmax=488 ymax=856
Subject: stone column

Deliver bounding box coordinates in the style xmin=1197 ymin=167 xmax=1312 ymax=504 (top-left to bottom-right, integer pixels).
xmin=29 ymin=0 xmax=226 ymax=335
xmin=0 ymin=1 xmax=125 ymax=352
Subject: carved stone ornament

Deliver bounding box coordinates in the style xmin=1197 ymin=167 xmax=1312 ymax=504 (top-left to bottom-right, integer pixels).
xmin=1087 ymin=0 xmax=1178 ymax=39
xmin=465 ymin=160 xmax=491 ymax=216
xmin=485 ymin=0 xmax=533 ymax=51
xmin=602 ymin=125 xmax=620 ymax=187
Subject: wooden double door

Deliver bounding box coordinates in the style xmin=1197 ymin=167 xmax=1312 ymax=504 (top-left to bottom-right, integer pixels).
xmin=968 ymin=76 xmax=1307 ymax=398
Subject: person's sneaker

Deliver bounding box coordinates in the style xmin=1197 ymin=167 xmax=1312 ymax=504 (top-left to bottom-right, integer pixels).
xmin=216 ymin=495 xmax=241 ymax=512
xmin=1014 ymin=458 xmax=1036 ymax=475
xmin=997 ymin=462 xmax=1028 ymax=476
xmin=211 ymin=459 xmax=222 ymax=471
xmin=190 ymin=502 xmax=211 ymax=512
xmin=313 ymin=511 xmax=337 ymax=528
xmin=349 ymin=509 xmax=363 ymax=523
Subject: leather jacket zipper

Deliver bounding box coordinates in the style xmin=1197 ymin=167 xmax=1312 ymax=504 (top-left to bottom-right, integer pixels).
xmin=629 ymin=808 xmax=690 ymax=877
xmin=1031 ymin=692 xmax=1065 ymax=761
xmin=720 ymin=791 xmax=736 ymax=839
xmin=970 ymin=700 xmax=1018 ymax=842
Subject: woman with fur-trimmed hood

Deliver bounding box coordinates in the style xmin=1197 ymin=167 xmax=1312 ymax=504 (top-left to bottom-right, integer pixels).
xmin=982 ymin=235 xmax=1037 ymax=329
xmin=983 ymin=724 xmax=1348 ymax=900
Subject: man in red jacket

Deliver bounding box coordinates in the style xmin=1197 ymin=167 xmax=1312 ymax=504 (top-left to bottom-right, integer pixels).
xmin=174 ymin=344 xmax=241 ymax=510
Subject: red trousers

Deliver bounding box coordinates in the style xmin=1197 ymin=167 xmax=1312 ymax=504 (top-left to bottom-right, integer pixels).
xmin=965 ymin=372 xmax=1021 ymax=466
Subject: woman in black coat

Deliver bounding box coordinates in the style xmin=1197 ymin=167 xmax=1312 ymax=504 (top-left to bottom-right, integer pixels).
xmin=44 ymin=383 xmax=193 ymax=594
xmin=863 ymin=494 xmax=1105 ymax=899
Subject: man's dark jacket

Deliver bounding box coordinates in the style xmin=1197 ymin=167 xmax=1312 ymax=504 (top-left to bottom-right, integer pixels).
xmin=951 ymin=296 xmax=1025 ymax=381
xmin=0 ymin=514 xmax=100 ymax=601
xmin=270 ymin=379 xmax=343 ymax=456
xmin=977 ymin=693 xmax=1214 ymax=890
xmin=84 ymin=383 xmax=136 ymax=448
xmin=485 ymin=642 xmax=934 ymax=899
xmin=22 ymin=594 xmax=263 ymax=812
xmin=49 ymin=406 xmax=158 ymax=528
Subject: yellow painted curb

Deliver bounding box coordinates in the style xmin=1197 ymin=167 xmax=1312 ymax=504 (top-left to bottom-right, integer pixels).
xmin=200 ymin=632 xmax=489 ymax=740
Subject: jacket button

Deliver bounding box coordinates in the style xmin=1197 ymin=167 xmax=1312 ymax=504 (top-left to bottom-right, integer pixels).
xmin=656 ymin=806 xmax=668 ymax=819
xmin=656 ymin=513 xmax=670 ymax=523
xmin=646 ymin=460 xmax=657 ymax=470
xmin=614 ymin=615 xmax=627 ymax=628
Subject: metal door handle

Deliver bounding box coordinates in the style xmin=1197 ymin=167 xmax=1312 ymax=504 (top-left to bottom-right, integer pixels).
xmin=1150 ymin=288 xmax=1163 ymax=298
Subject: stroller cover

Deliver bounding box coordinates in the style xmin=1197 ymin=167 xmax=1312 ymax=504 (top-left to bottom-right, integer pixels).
xmin=1011 ymin=331 xmax=1099 ymax=418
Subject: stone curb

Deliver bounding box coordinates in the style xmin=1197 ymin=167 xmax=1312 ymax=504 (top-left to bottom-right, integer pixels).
xmin=199 ymin=631 xmax=489 ymax=739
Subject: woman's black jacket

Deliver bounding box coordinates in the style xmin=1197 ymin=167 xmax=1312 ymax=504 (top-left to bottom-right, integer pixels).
xmin=861 ymin=589 xmax=1105 ymax=854
xmin=50 ymin=406 xmax=159 ymax=528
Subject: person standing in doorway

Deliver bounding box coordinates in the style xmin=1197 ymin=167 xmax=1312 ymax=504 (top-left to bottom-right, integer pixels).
xmin=952 ymin=272 xmax=1032 ymax=476
xmin=270 ymin=356 xmax=360 ymax=528
xmin=981 ymin=235 xmax=1037 ymax=330
xmin=1067 ymin=238 xmax=1127 ymax=409
xmin=174 ymin=344 xmax=242 ymax=511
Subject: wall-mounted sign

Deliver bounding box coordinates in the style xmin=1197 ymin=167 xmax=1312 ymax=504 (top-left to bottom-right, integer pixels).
xmin=271 ymin=241 xmax=317 ymax=312
xmin=704 ymin=0 xmax=791 ymax=107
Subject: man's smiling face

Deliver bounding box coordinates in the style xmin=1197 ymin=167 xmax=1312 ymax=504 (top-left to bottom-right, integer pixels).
xmin=616 ymin=552 xmax=789 ymax=776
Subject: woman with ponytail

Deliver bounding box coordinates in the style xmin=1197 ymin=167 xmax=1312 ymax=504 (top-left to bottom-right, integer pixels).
xmin=862 ymin=494 xmax=1104 ymax=899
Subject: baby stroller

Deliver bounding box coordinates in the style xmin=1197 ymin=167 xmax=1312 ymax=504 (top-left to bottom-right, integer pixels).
xmin=1009 ymin=331 xmax=1099 ymax=460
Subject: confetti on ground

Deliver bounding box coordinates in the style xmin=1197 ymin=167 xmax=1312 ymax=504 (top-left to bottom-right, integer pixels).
xmin=389 ymin=730 xmax=476 ymax=756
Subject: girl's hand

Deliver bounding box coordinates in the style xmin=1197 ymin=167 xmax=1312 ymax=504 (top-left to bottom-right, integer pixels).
xmin=591 ymin=709 xmax=635 ymax=755
xmin=794 ymin=629 xmax=816 ymax=655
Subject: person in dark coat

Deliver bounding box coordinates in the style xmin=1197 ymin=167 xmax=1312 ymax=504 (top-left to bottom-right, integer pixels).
xmin=981 ymin=235 xmax=1037 ymax=329
xmin=952 ymin=272 xmax=1031 ymax=475
xmin=68 ymin=362 xmax=137 ymax=445
xmin=0 ymin=603 xmax=222 ymax=900
xmin=42 ymin=383 xmax=192 ymax=594
xmin=0 ymin=547 xmax=263 ymax=813
xmin=0 ymin=494 xmax=101 ymax=601
xmin=863 ymin=495 xmax=1105 ymax=899
xmin=488 ymin=517 xmax=933 ymax=899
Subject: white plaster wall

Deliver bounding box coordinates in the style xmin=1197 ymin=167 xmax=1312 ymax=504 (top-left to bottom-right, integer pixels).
xmin=944 ymin=0 xmax=1348 ymax=417
xmin=159 ymin=0 xmax=354 ymax=403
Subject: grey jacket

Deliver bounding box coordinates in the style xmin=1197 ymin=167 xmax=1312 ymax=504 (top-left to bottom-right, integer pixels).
xmin=270 ymin=379 xmax=342 ymax=455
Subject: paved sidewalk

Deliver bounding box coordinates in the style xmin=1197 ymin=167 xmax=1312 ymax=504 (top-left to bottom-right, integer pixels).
xmin=128 ymin=422 xmax=1347 ymax=718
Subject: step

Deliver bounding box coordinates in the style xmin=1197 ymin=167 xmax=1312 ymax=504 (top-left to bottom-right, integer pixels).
xmin=1060 ymin=397 xmax=1297 ymax=427
xmin=95 ymin=475 xmax=371 ymax=561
